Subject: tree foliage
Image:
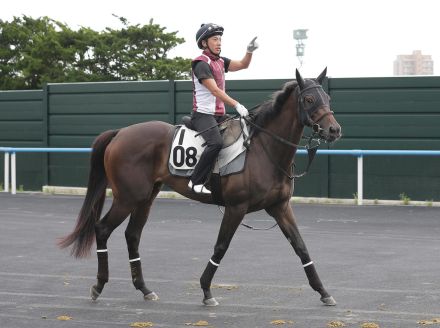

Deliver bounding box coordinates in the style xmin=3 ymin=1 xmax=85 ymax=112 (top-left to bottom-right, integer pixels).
xmin=0 ymin=15 xmax=191 ymax=89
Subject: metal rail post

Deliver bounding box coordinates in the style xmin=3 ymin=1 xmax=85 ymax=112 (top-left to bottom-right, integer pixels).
xmin=3 ymin=152 xmax=9 ymax=192
xmin=357 ymin=154 xmax=363 ymax=205
xmin=11 ymin=152 xmax=16 ymax=195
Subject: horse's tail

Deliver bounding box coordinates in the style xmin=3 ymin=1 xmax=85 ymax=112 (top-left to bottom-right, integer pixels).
xmin=58 ymin=129 xmax=119 ymax=258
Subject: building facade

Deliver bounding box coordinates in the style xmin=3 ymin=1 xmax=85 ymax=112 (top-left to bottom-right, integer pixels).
xmin=393 ymin=50 xmax=433 ymax=75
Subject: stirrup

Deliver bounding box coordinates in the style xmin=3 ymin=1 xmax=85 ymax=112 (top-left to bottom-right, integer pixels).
xmin=188 ymin=181 xmax=211 ymax=194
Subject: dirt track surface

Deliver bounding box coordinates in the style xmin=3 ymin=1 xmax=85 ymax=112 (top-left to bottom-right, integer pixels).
xmin=0 ymin=193 xmax=439 ymax=327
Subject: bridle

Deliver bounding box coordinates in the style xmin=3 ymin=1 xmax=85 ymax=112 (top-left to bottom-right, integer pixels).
xmin=243 ymin=81 xmax=334 ymax=180
xmin=296 ymin=84 xmax=335 ymax=134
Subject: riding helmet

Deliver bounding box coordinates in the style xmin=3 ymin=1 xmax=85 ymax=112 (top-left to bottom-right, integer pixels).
xmin=196 ymin=23 xmax=224 ymax=49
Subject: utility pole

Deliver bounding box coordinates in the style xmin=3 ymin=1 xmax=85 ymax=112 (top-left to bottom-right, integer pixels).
xmin=293 ymin=29 xmax=308 ymax=68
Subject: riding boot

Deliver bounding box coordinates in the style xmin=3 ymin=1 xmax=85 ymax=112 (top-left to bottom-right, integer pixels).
xmin=188 ymin=180 xmax=211 ymax=194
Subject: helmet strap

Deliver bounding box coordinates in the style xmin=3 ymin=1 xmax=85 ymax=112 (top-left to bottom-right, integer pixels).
xmin=208 ymin=45 xmax=221 ymax=57
xmin=203 ymin=49 xmax=220 ymax=61
xmin=202 ymin=39 xmax=221 ymax=59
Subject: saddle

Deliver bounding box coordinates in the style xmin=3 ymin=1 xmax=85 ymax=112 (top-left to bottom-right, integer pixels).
xmin=168 ymin=116 xmax=250 ymax=178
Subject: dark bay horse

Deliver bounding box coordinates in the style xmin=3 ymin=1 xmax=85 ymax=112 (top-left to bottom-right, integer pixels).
xmin=59 ymin=68 xmax=341 ymax=307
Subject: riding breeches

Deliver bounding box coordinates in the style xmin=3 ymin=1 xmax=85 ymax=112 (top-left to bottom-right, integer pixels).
xmin=190 ymin=111 xmax=226 ymax=185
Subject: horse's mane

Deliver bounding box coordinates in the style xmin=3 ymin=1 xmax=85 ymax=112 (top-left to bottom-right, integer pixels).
xmin=250 ymin=81 xmax=298 ymax=132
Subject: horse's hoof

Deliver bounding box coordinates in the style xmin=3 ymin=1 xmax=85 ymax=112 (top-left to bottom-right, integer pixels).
xmin=90 ymin=286 xmax=101 ymax=301
xmin=144 ymin=292 xmax=159 ymax=301
xmin=321 ymin=296 xmax=337 ymax=306
xmin=203 ymin=297 xmax=219 ymax=306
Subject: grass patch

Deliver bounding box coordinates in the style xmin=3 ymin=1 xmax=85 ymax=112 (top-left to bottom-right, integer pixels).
xmin=353 ymin=192 xmax=358 ymax=205
xmin=399 ymin=192 xmax=411 ymax=205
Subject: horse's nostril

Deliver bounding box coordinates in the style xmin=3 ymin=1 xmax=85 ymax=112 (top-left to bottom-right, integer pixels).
xmin=329 ymin=126 xmax=339 ymax=134
xmin=330 ymin=125 xmax=341 ymax=135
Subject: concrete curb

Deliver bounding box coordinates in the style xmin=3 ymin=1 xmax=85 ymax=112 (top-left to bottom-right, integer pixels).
xmin=41 ymin=185 xmax=440 ymax=207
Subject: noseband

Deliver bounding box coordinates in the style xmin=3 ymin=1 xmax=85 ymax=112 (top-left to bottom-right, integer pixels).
xmin=296 ymin=84 xmax=334 ymax=134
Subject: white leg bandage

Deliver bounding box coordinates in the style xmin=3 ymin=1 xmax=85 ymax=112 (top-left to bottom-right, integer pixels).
xmin=129 ymin=257 xmax=141 ymax=263
xmin=303 ymin=261 xmax=314 ymax=268
xmin=209 ymin=259 xmax=219 ymax=267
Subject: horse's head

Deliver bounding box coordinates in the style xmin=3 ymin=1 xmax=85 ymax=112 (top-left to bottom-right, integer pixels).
xmin=295 ymin=68 xmax=341 ymax=142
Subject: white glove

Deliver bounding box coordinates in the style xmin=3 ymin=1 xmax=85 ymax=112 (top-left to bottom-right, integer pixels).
xmin=235 ymin=103 xmax=249 ymax=117
xmin=247 ymin=36 xmax=259 ymax=53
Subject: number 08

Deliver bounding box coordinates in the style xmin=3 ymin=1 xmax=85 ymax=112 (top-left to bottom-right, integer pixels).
xmin=173 ymin=146 xmax=198 ymax=167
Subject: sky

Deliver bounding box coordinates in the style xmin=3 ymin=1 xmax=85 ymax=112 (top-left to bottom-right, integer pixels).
xmin=2 ymin=0 xmax=440 ymax=80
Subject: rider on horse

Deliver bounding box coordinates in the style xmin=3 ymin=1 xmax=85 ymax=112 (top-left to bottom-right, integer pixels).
xmin=188 ymin=23 xmax=259 ymax=194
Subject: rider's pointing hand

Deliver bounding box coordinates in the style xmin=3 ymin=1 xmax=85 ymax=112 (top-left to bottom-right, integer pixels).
xmin=247 ymin=37 xmax=259 ymax=53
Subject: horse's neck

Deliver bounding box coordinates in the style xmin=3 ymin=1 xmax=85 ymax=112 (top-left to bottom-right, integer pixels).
xmin=260 ymin=97 xmax=304 ymax=165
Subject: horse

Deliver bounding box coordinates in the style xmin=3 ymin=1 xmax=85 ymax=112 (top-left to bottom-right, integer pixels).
xmin=59 ymin=68 xmax=342 ymax=307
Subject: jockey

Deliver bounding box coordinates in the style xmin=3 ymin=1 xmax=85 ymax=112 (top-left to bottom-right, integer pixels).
xmin=188 ymin=23 xmax=259 ymax=194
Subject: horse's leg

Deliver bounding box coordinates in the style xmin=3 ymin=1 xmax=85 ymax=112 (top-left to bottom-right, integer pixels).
xmin=266 ymin=202 xmax=336 ymax=306
xmin=91 ymin=200 xmax=133 ymax=301
xmin=200 ymin=204 xmax=247 ymax=306
xmin=125 ymin=182 xmax=162 ymax=301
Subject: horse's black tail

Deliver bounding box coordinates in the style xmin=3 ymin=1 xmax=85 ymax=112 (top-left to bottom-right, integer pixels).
xmin=58 ymin=129 xmax=119 ymax=258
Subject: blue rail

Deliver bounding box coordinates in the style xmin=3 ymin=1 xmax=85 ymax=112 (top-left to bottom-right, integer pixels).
xmin=3 ymin=147 xmax=440 ymax=156
xmin=1 ymin=147 xmax=440 ymax=203
xmin=0 ymin=147 xmax=92 ymax=153
xmin=297 ymin=149 xmax=440 ymax=156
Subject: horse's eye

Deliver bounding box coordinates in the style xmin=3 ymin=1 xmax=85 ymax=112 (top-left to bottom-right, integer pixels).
xmin=305 ymin=96 xmax=314 ymax=104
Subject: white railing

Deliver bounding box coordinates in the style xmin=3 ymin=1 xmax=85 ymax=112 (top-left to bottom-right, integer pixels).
xmin=0 ymin=147 xmax=91 ymax=195
xmin=297 ymin=149 xmax=440 ymax=205
xmin=1 ymin=147 xmax=440 ymax=205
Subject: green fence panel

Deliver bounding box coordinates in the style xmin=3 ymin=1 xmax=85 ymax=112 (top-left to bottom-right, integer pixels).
xmin=0 ymin=90 xmax=45 ymax=190
xmin=329 ymin=76 xmax=440 ymax=201
xmin=47 ymin=81 xmax=172 ymax=187
xmin=1 ymin=77 xmax=439 ymax=200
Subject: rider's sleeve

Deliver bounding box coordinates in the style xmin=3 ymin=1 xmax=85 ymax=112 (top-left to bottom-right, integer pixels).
xmin=193 ymin=61 xmax=214 ymax=83
xmin=222 ymin=57 xmax=231 ymax=73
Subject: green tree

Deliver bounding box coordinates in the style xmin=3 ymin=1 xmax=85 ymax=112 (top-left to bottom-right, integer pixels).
xmin=0 ymin=15 xmax=191 ymax=90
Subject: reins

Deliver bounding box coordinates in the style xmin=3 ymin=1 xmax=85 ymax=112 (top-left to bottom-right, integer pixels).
xmin=243 ymin=116 xmax=321 ymax=180
xmin=193 ymin=100 xmax=325 ymax=180
xmin=216 ymin=205 xmax=279 ymax=231
xmin=244 ymin=116 xmax=307 ymax=150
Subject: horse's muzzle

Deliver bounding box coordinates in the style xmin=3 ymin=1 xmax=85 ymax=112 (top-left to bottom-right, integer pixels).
xmin=313 ymin=108 xmax=342 ymax=143
xmin=321 ymin=123 xmax=342 ymax=142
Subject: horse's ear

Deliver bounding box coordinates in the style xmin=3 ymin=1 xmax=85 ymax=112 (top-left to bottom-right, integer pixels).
xmin=296 ymin=69 xmax=305 ymax=90
xmin=316 ymin=67 xmax=327 ymax=85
